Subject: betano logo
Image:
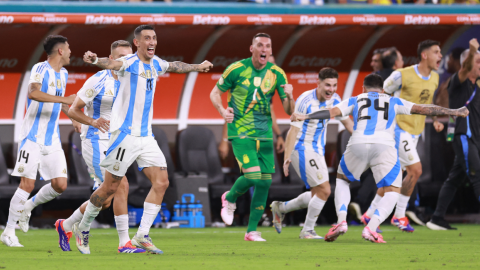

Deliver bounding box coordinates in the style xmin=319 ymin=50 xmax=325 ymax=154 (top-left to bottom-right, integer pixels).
xmin=289 ymin=56 xmax=341 ymax=67
xmin=404 ymin=15 xmax=440 ymax=25
xmin=193 ymin=15 xmax=230 ymax=25
xmin=299 ymin=16 xmax=336 ymax=25
xmin=85 ymin=15 xmax=123 ymax=25
xmin=0 ymin=16 xmax=14 ymax=24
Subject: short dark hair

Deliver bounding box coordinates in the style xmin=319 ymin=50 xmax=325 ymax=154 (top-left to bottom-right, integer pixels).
xmin=253 ymin=33 xmax=271 ymax=42
xmin=318 ymin=67 xmax=338 ymax=80
xmin=43 ymin=35 xmax=68 ymax=56
xmin=363 ymin=73 xmax=384 ymax=90
xmin=450 ymin=47 xmax=464 ymax=61
xmin=134 ymin=25 xmax=155 ymax=38
xmin=111 ymin=40 xmax=132 ymax=51
xmin=382 ymin=47 xmax=398 ymax=69
xmin=373 ymin=48 xmax=386 ymax=55
xmin=417 ymin=39 xmax=440 ymax=59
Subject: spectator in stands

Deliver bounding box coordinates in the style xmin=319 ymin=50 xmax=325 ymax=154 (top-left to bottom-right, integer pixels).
xmin=370 ymin=48 xmax=385 ymax=72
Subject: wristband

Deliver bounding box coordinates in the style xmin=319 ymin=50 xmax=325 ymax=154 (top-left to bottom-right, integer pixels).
xmin=222 ymin=138 xmax=228 ymax=142
xmin=92 ymin=57 xmax=98 ymax=65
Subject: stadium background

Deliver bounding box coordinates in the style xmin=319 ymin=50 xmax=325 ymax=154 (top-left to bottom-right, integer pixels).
xmin=0 ymin=1 xmax=480 ymax=227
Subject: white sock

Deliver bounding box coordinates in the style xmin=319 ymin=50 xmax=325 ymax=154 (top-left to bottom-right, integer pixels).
xmin=63 ymin=208 xmax=84 ymax=232
xmin=280 ymin=192 xmax=311 ymax=213
xmin=365 ymin=194 xmax=383 ymax=217
xmin=335 ymin=179 xmax=350 ymax=224
xmin=78 ymin=202 xmax=102 ymax=232
xmin=24 ymin=183 xmax=61 ymax=213
xmin=303 ymin=195 xmax=326 ymax=231
xmin=5 ymin=188 xmax=30 ymax=236
xmin=367 ymin=192 xmax=400 ymax=231
xmin=394 ymin=194 xmax=410 ymax=218
xmin=136 ymin=202 xmax=161 ymax=237
xmin=115 ymin=215 xmax=130 ymax=247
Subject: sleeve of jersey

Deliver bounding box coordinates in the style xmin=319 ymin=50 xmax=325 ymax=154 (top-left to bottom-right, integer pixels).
xmin=115 ymin=55 xmax=132 ymax=77
xmin=290 ymin=95 xmax=307 ymax=129
xmin=216 ymin=64 xmax=238 ymax=92
xmin=383 ymin=71 xmax=402 ymax=95
xmin=28 ymin=63 xmax=45 ymax=85
xmin=154 ymin=56 xmax=169 ymax=76
xmin=333 ymin=96 xmax=349 ymax=121
xmin=395 ymin=97 xmax=414 ymax=115
xmin=336 ymin=98 xmax=355 ymax=117
xmin=77 ymin=76 xmax=100 ymax=105
xmin=274 ymin=66 xmax=288 ymax=100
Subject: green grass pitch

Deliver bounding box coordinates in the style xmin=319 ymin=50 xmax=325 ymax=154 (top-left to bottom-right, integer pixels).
xmin=1 ymin=225 xmax=479 ymax=269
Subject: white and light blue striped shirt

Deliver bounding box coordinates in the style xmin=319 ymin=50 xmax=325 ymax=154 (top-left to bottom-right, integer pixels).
xmin=291 ymin=90 xmax=346 ymax=155
xmin=20 ymin=61 xmax=68 ymax=146
xmin=111 ymin=53 xmax=169 ymax=137
xmin=77 ymin=70 xmax=119 ymax=141
xmin=336 ymin=92 xmax=414 ymax=147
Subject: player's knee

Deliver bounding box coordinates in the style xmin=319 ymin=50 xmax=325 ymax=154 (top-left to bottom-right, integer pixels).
xmin=256 ymin=179 xmax=272 ymax=190
xmin=322 ymin=187 xmax=331 ymax=198
xmin=152 ymin=178 xmax=169 ymax=193
xmin=101 ymin=199 xmax=112 ymax=210
xmin=51 ymin=180 xmax=68 ymax=193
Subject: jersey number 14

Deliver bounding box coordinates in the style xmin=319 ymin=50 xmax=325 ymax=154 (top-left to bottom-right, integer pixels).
xmin=357 ymin=98 xmax=389 ymax=122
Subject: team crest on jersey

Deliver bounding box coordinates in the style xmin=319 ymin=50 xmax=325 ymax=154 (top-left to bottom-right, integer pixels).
xmin=243 ymin=154 xmax=250 ymax=164
xmin=18 ymin=165 xmax=24 ymax=173
xmin=317 ymin=172 xmax=323 ymax=180
xmin=86 ymin=89 xmax=95 ymax=98
xmin=34 ymin=74 xmax=42 ymax=82
xmin=56 ymin=79 xmax=61 ymax=89
xmin=113 ymin=162 xmax=120 ymax=171
xmin=49 ymin=82 xmax=55 ymax=88
xmin=419 ymin=89 xmax=430 ymax=103
xmin=253 ymin=77 xmax=262 ymax=87
xmin=219 ymin=77 xmax=224 ymax=85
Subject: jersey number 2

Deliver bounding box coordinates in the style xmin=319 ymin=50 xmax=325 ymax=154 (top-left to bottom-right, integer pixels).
xmin=357 ymin=99 xmax=389 ymax=122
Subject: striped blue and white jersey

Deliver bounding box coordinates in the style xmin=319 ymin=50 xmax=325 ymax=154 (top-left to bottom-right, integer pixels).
xmin=20 ymin=61 xmax=68 ymax=146
xmin=291 ymin=90 xmax=347 ymax=155
xmin=77 ymin=70 xmax=119 ymax=141
xmin=111 ymin=53 xmax=169 ymax=137
xmin=336 ymin=92 xmax=414 ymax=147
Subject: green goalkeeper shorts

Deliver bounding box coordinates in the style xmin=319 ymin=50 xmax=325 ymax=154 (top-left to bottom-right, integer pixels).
xmin=231 ymin=138 xmax=275 ymax=174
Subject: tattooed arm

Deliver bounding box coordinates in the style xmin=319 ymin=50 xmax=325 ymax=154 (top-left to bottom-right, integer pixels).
xmin=83 ymin=51 xmax=123 ymax=70
xmin=411 ymin=104 xmax=469 ymax=117
xmin=167 ymin=60 xmax=213 ymax=73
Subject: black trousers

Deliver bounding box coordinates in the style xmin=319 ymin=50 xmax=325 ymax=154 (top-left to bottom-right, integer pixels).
xmin=433 ymin=135 xmax=480 ymax=217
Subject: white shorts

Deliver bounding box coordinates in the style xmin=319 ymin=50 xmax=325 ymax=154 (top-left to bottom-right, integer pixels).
xmin=101 ymin=130 xmax=167 ymax=177
xmin=290 ymin=150 xmax=329 ymax=189
xmin=12 ymin=138 xmax=68 ymax=180
xmin=82 ymin=138 xmax=108 ymax=189
xmin=395 ymin=126 xmax=421 ymax=169
xmin=337 ymin=143 xmax=402 ymax=188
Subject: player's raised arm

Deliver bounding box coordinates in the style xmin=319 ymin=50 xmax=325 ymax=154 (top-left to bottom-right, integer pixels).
xmin=83 ymin=51 xmax=123 ymax=71
xmin=280 ymin=84 xmax=295 ymax=115
xmin=458 ymin=38 xmax=479 ymax=83
xmin=28 ymin=83 xmax=76 ymax=105
xmin=410 ymin=104 xmax=469 ymax=117
xmin=167 ymin=60 xmax=213 ymax=73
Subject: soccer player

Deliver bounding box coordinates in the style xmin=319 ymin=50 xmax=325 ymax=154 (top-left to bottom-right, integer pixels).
xmin=54 ymin=40 xmax=145 ymax=253
xmin=363 ymin=40 xmax=444 ymax=232
xmin=270 ymin=68 xmax=353 ymax=239
xmin=76 ymin=25 xmax=212 ymax=254
xmin=427 ymin=39 xmax=480 ymax=230
xmin=0 ymin=35 xmax=77 ymax=247
xmin=291 ymin=74 xmax=468 ymax=243
xmin=210 ymin=33 xmax=295 ymax=242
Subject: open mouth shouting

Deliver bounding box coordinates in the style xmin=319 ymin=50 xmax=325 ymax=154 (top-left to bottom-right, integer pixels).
xmin=147 ymin=47 xmax=155 ymax=57
xmin=259 ymin=53 xmax=267 ymax=63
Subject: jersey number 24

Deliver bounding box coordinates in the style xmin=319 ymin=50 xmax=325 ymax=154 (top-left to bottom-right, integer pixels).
xmin=357 ymin=98 xmax=389 ymax=122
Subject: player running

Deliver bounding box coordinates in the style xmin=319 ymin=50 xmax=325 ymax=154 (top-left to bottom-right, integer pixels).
xmin=1 ymin=35 xmax=77 ymax=247
xmin=54 ymin=40 xmax=145 ymax=253
xmin=362 ymin=40 xmax=443 ymax=232
xmin=76 ymin=25 xmax=212 ymax=254
xmin=210 ymin=33 xmax=295 ymax=242
xmin=270 ymin=68 xmax=353 ymax=239
xmin=291 ymin=74 xmax=468 ymax=243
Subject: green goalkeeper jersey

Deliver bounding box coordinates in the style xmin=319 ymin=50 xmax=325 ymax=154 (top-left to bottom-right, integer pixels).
xmin=216 ymin=57 xmax=288 ymax=141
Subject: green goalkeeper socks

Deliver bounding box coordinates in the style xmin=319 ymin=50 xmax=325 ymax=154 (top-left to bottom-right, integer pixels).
xmin=226 ymin=172 xmax=261 ymax=203
xmin=247 ymin=174 xmax=272 ymax=233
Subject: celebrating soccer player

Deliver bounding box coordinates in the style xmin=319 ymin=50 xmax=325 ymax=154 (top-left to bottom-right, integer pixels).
xmin=54 ymin=40 xmax=145 ymax=253
xmin=291 ymin=74 xmax=468 ymax=243
xmin=210 ymin=33 xmax=295 ymax=242
xmin=1 ymin=35 xmax=77 ymax=247
xmin=75 ymin=25 xmax=213 ymax=254
xmin=363 ymin=40 xmax=443 ymax=232
xmin=270 ymin=68 xmax=353 ymax=239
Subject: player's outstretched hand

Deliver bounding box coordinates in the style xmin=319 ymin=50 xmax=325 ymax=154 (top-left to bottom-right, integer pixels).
xmin=283 ymin=159 xmax=291 ymax=176
xmin=64 ymin=94 xmax=77 ymax=105
xmin=281 ymin=84 xmax=294 ymax=99
xmin=223 ymin=107 xmax=234 ymax=123
xmin=92 ymin=117 xmax=110 ymax=133
xmin=83 ymin=51 xmax=98 ymax=64
xmin=456 ymin=106 xmax=469 ymax=118
xmin=433 ymin=120 xmax=444 ymax=133
xmin=198 ymin=60 xmax=213 ymax=73
xmin=290 ymin=113 xmax=306 ymax=122
xmin=470 ymin=38 xmax=479 ymax=51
